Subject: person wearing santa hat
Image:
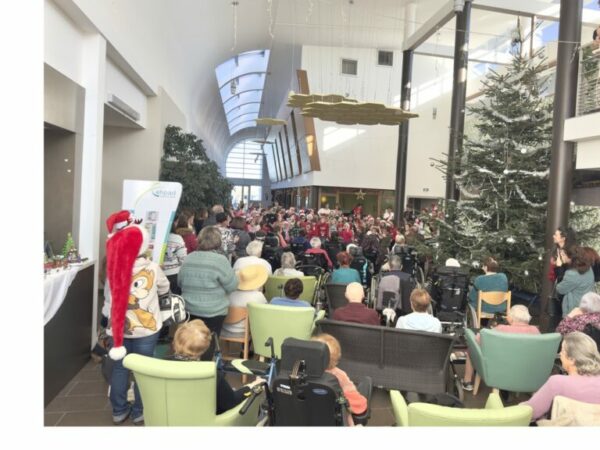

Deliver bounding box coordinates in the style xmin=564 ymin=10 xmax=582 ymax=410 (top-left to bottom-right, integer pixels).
xmin=104 ymin=210 xmax=170 ymax=425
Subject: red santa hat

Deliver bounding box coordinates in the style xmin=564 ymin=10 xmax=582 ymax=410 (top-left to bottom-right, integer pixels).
xmin=105 ymin=210 xmax=149 ymax=360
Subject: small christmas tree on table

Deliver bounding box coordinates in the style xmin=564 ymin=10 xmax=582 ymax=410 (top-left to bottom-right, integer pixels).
xmin=435 ymin=51 xmax=554 ymax=294
xmin=62 ymin=232 xmax=75 ymax=257
xmin=61 ymin=232 xmax=81 ymax=263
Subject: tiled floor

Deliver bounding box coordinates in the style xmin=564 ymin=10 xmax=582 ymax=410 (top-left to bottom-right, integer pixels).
xmin=45 ymin=348 xmax=527 ymax=427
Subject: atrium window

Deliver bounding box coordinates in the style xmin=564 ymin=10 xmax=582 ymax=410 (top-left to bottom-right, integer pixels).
xmin=226 ymin=140 xmax=264 ymax=180
xmin=215 ymin=50 xmax=270 ymax=135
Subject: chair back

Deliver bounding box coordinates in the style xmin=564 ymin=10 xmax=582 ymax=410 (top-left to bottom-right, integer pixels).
xmin=248 ymin=302 xmax=315 ymax=359
xmin=271 ymin=338 xmax=346 ymax=426
xmin=122 ymin=354 xmax=261 ymax=426
xmin=302 ymin=253 xmax=329 ymax=271
xmin=477 ymin=290 xmax=511 ymax=327
xmin=264 ymin=275 xmax=318 ymax=304
xmin=478 ymin=328 xmax=561 ymax=392
xmin=317 ymin=319 xmax=455 ymax=394
xmin=223 ymin=306 xmax=248 ymax=325
xmin=390 ymin=390 xmax=532 ymax=426
xmin=325 ymin=283 xmax=349 ymax=314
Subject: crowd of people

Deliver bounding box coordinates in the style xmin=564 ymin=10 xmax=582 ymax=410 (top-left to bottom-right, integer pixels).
xmin=101 ymin=201 xmax=600 ymax=426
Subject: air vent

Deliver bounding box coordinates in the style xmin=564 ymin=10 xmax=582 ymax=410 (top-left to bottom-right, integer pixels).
xmin=378 ymin=50 xmax=393 ymax=67
xmin=107 ymin=94 xmax=140 ymax=121
xmin=341 ymin=58 xmax=358 ymax=75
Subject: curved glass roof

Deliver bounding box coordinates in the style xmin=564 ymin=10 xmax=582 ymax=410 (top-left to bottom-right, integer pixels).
xmin=215 ymin=49 xmax=270 ymax=135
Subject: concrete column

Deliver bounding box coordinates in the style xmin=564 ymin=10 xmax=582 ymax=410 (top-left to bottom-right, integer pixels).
xmin=78 ymin=33 xmax=107 ymax=346
xmin=394 ymin=50 xmax=414 ymax=226
xmin=445 ymin=0 xmax=472 ymax=202
xmin=539 ymin=0 xmax=583 ymax=332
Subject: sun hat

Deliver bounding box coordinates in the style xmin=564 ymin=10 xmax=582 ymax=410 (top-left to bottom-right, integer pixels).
xmin=237 ymin=264 xmax=269 ymax=291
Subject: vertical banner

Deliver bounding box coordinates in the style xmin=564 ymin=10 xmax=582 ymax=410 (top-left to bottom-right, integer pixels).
xmin=122 ymin=180 xmax=182 ymax=264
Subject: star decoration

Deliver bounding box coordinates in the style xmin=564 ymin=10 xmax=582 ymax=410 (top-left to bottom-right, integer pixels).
xmin=355 ymin=189 xmax=366 ymax=200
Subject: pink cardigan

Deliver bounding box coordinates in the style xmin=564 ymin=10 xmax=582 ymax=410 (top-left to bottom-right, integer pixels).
xmin=522 ymin=375 xmax=600 ymax=420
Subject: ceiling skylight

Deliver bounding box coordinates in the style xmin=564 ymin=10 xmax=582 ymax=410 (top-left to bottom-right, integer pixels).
xmin=216 ymin=49 xmax=270 ymax=135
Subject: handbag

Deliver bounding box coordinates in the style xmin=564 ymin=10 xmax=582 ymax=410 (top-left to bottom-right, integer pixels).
xmin=159 ymin=292 xmax=188 ymax=326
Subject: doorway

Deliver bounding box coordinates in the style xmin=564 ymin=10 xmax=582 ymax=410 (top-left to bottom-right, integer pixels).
xmin=231 ymin=185 xmax=263 ymax=210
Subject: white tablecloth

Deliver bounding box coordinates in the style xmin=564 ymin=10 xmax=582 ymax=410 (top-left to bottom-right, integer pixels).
xmin=44 ymin=263 xmax=90 ymax=325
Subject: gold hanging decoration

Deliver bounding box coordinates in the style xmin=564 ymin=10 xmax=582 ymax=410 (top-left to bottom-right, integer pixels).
xmin=287 ymin=91 xmax=418 ymax=126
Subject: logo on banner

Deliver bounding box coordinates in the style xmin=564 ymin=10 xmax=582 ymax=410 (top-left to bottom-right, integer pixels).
xmin=152 ymin=188 xmax=178 ymax=198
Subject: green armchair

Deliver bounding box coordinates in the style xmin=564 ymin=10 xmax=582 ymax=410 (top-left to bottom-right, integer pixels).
xmin=248 ymin=302 xmax=316 ymax=359
xmin=264 ymin=275 xmax=318 ymax=305
xmin=123 ymin=354 xmax=263 ymax=426
xmin=390 ymin=390 xmax=532 ymax=426
xmin=465 ymin=328 xmax=561 ymax=394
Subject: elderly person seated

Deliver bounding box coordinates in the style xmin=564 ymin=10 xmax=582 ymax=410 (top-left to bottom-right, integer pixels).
xmin=556 ymin=292 xmax=600 ymax=336
xmin=330 ymin=251 xmax=361 ymax=284
xmin=305 ymin=237 xmax=333 ymax=270
xmin=462 ymin=304 xmax=539 ymax=391
xmin=167 ymin=319 xmax=264 ymax=413
xmin=332 ymin=282 xmax=379 ymax=326
xmin=376 ymin=255 xmax=412 ymax=311
xmin=468 ymin=256 xmax=509 ymax=315
xmin=273 ymin=252 xmax=304 ymax=277
xmin=233 ymin=240 xmax=273 ymax=275
xmin=521 ymin=332 xmax=600 ymax=421
xmin=395 ymin=289 xmax=442 ymax=333
xmin=270 ymin=278 xmax=312 ymax=308
xmin=221 ymin=265 xmax=268 ymax=336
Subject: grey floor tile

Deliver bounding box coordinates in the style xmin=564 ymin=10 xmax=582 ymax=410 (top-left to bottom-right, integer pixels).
xmin=73 ymin=366 xmax=106 ymax=382
xmin=53 ymin=379 xmax=78 ymax=398
xmin=67 ymin=380 xmax=110 ymax=396
xmin=370 ymin=387 xmax=391 ymax=409
xmin=56 ymin=410 xmax=124 ymax=427
xmin=45 ymin=394 xmax=110 ymax=413
xmin=366 ymin=407 xmax=395 ymax=426
xmin=44 ymin=412 xmax=65 ymax=426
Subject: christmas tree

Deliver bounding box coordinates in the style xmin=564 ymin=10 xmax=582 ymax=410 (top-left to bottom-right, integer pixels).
xmin=62 ymin=232 xmax=76 ymax=257
xmin=435 ymin=51 xmax=555 ymax=293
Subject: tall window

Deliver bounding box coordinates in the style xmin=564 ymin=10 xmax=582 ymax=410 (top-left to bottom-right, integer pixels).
xmin=226 ymin=140 xmax=263 ymax=180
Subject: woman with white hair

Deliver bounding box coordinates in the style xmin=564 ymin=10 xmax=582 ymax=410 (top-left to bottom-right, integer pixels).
xmin=273 ymin=252 xmax=305 ymax=277
xmin=522 ymin=331 xmax=600 ymax=420
xmin=305 ymin=236 xmax=333 ymax=269
xmin=232 ymin=240 xmax=273 ymax=275
xmin=556 ymin=292 xmax=600 ymax=335
xmin=462 ymin=304 xmax=540 ymax=391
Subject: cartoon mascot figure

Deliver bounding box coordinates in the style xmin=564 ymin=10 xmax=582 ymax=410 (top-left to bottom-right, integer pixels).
xmin=105 ymin=210 xmax=150 ymax=360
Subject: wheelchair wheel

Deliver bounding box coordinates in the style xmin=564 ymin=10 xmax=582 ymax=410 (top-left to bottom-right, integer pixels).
xmin=369 ymin=276 xmax=379 ymax=308
xmin=414 ymin=266 xmax=425 ymax=288
xmin=453 ymin=376 xmax=465 ymax=403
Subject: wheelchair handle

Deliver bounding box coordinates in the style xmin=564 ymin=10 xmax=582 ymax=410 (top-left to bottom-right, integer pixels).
xmin=265 ymin=337 xmax=276 ymax=360
xmin=239 ymin=383 xmax=266 ymax=415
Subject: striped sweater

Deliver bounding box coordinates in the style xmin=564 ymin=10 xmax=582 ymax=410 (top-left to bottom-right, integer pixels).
xmin=178 ymin=250 xmax=238 ymax=317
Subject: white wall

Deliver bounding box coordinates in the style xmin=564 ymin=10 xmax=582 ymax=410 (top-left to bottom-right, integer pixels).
xmin=564 ymin=111 xmax=600 ymax=170
xmin=105 ymin=58 xmax=148 ymax=127
xmin=45 ymin=0 xmax=85 ymax=85
xmin=272 ymin=44 xmax=461 ymax=201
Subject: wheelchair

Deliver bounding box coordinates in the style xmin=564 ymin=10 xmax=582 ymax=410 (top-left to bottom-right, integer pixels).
xmin=216 ymin=337 xmax=372 ymax=426
xmin=428 ymin=266 xmax=473 ymax=335
xmin=269 ymin=338 xmax=372 ymax=426
xmin=370 ymin=271 xmax=418 ymax=324
xmin=392 ymin=245 xmax=425 ymax=286
xmin=347 ymin=245 xmax=375 ymax=292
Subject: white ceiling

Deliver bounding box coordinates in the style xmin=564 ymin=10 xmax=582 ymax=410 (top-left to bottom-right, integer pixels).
xmin=68 ymin=0 xmax=600 ymax=164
